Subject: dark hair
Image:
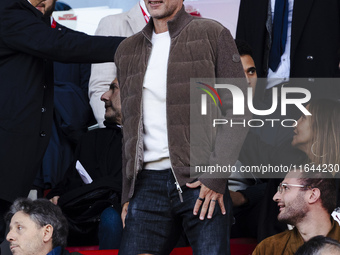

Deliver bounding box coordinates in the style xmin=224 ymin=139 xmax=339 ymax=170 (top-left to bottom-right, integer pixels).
xmin=6 ymin=198 xmax=68 ymax=248
xmin=298 ymin=170 xmax=336 ymax=214
xmin=235 ymin=39 xmax=253 ymax=57
xmin=295 ymin=235 xmax=340 ymax=255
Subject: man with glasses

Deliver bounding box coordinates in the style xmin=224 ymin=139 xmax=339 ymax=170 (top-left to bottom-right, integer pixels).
xmin=252 ymin=169 xmax=340 ymax=255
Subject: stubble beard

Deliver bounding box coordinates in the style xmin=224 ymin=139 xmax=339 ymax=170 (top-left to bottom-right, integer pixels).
xmin=149 ymin=3 xmax=180 ymax=21
xmin=278 ymin=192 xmax=308 ymax=226
xmin=44 ymin=4 xmax=56 ymax=17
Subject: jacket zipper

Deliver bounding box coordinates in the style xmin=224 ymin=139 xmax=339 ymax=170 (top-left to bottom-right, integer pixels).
xmin=166 ymin=37 xmax=183 ymax=203
xmin=134 ymin=36 xmax=151 ymax=181
xmin=170 ymin=163 xmax=183 ymax=203
xmin=140 ymin=34 xmax=183 ymax=202
xmin=135 ymin=37 xmax=150 ymax=180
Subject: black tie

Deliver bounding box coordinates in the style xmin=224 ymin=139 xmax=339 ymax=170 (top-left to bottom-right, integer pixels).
xmin=269 ymin=0 xmax=289 ymax=72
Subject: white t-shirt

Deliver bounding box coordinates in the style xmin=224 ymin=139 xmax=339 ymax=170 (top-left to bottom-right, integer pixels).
xmin=142 ymin=31 xmax=172 ymax=170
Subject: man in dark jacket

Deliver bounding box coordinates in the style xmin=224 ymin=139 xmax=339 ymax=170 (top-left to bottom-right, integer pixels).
xmin=236 ymin=0 xmax=340 ymax=101
xmin=236 ymin=0 xmax=340 ymax=154
xmin=46 ymin=79 xmax=123 ymax=249
xmin=6 ymin=198 xmax=73 ymax=255
xmin=34 ymin=0 xmax=96 ymax=191
xmin=236 ymin=0 xmax=340 ymax=79
xmin=0 ymin=0 xmax=124 ymax=248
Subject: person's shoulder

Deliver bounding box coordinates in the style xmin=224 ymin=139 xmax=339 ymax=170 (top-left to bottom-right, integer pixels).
xmin=329 ymin=218 xmax=340 ymax=241
xmin=98 ymin=1 xmax=141 ymax=25
xmin=61 ymin=249 xmax=82 ymax=255
xmin=185 ymin=16 xmax=231 ymax=39
xmin=253 ymin=230 xmax=292 ymax=254
xmin=97 ymin=11 xmax=130 ymax=29
xmin=100 ymin=11 xmax=129 ymax=23
xmin=260 ymin=230 xmax=291 ymax=243
xmin=115 ymin=30 xmax=144 ymax=53
xmin=189 ymin=16 xmax=227 ymax=31
xmin=1 ymin=0 xmax=41 ymax=18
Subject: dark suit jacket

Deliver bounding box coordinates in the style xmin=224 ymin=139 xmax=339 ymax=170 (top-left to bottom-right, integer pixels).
xmin=34 ymin=22 xmax=96 ymax=189
xmin=237 ymin=0 xmax=340 ymax=78
xmin=46 ymin=123 xmax=123 ymax=201
xmin=0 ymin=0 xmax=124 ymax=202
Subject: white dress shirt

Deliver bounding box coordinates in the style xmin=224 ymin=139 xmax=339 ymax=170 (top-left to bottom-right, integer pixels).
xmin=267 ymin=0 xmax=294 ymax=88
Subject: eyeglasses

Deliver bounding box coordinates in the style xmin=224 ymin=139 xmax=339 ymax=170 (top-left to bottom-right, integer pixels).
xmin=277 ymin=183 xmax=311 ymax=194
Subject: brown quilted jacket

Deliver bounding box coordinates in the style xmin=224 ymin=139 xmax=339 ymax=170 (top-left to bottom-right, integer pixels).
xmin=115 ymin=6 xmax=251 ymax=204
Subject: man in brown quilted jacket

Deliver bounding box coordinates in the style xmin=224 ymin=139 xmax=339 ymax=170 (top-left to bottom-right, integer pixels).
xmin=114 ymin=0 xmax=251 ymax=254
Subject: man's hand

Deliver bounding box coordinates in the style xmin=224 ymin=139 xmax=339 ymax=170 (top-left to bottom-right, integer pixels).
xmin=229 ymin=190 xmax=248 ymax=207
xmin=186 ymin=181 xmax=226 ymax=220
xmin=121 ymin=202 xmax=129 ymax=228
xmin=49 ymin=196 xmax=59 ymax=205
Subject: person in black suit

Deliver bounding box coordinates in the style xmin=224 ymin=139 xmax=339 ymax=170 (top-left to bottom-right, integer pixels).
xmin=33 ymin=0 xmax=97 ymax=193
xmin=46 ymin=79 xmax=123 ymax=249
xmin=236 ymin=0 xmax=340 ymax=147
xmin=0 ymin=0 xmax=124 ymax=249
xmin=236 ymin=0 xmax=340 ymax=79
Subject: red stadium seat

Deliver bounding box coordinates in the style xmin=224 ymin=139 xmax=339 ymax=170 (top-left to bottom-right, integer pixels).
xmin=65 ymin=238 xmax=257 ymax=255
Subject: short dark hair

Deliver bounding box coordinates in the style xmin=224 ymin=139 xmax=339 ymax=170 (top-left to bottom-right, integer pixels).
xmin=235 ymin=39 xmax=253 ymax=57
xmin=298 ymin=170 xmax=336 ymax=214
xmin=6 ymin=198 xmax=68 ymax=248
xmin=295 ymin=235 xmax=340 ymax=255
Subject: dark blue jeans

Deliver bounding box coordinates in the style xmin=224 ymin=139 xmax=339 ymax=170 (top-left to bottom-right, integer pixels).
xmin=119 ymin=170 xmax=232 ymax=255
xmin=98 ymin=207 xmax=123 ymax=249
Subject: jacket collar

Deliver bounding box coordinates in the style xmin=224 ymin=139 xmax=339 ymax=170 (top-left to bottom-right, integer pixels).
xmin=47 ymin=246 xmax=62 ymax=255
xmin=142 ymin=5 xmax=194 ymax=41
